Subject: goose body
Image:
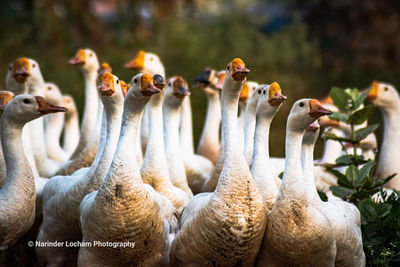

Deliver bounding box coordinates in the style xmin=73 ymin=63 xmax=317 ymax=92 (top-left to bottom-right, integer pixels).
xmin=140 ymin=75 xmax=190 ymax=215
xmin=256 ymin=99 xmax=336 ymax=266
xmin=43 ymin=83 xmax=69 ymax=163
xmin=62 ymin=95 xmax=80 ymax=156
xmin=301 ymin=121 xmax=365 ymax=267
xmin=367 ymin=81 xmax=400 ymax=189
xmin=251 ymin=83 xmax=286 ymax=209
xmin=170 ymin=59 xmax=266 ymax=266
xmin=37 ymin=72 xmax=124 ymax=266
xmin=0 ymin=91 xmax=15 ymax=187
xmin=195 ymin=69 xmax=222 ymax=164
xmin=79 ymin=74 xmax=169 ymax=266
xmin=163 ymin=77 xmax=193 ymax=197
xmin=0 ymin=95 xmax=66 ymax=251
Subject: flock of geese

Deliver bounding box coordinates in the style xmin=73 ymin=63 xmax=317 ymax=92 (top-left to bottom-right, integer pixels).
xmin=0 ymin=48 xmax=399 ymax=266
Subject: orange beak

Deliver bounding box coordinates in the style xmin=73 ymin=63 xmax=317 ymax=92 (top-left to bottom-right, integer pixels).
xmin=239 ymin=82 xmax=249 ymax=102
xmin=231 ymin=58 xmax=250 ymax=81
xmin=36 ymin=96 xmax=68 ymax=114
xmin=120 ymin=80 xmax=128 ymax=98
xmin=141 ymin=74 xmax=161 ymax=96
xmin=125 ymin=50 xmax=145 ymax=70
xmin=268 ymin=82 xmax=287 ymax=106
xmin=306 ymin=121 xmax=320 ymax=132
xmin=0 ymin=91 xmax=15 ymax=111
xmin=98 ymin=72 xmax=115 ymax=96
xmin=13 ymin=58 xmax=30 ymax=83
xmin=319 ymin=116 xmax=340 ymax=127
xmin=216 ymin=72 xmax=225 ymax=90
xmin=309 ymin=99 xmax=332 ymax=118
xmin=173 ymin=77 xmax=190 ymax=99
xmin=68 ymin=49 xmax=86 ymax=66
xmin=366 ymin=81 xmax=379 ymax=101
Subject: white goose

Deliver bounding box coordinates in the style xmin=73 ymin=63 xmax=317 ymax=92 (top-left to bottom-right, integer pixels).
xmin=0 ymin=95 xmax=66 ymax=250
xmin=0 ymin=91 xmax=15 ymax=187
xmin=6 ymin=57 xmax=61 ymax=178
xmin=37 ymin=71 xmax=124 ymax=266
xmin=140 ymin=74 xmax=190 ymax=215
xmin=68 ymin=48 xmax=100 ymax=159
xmin=194 ymin=69 xmax=222 ymax=165
xmin=251 ymin=83 xmax=286 ymax=209
xmin=43 ymin=83 xmax=69 ymax=163
xmin=61 ymin=95 xmax=80 ymax=156
xmin=125 ymin=50 xmax=165 ymax=163
xmin=301 ymin=120 xmax=365 ymax=266
xmin=78 ymin=73 xmax=170 ymax=266
xmin=56 ymin=59 xmax=106 ymax=175
xmin=170 ymin=58 xmax=266 ymax=266
xmin=163 ymin=76 xmax=193 ymax=197
xmin=256 ymin=99 xmax=336 ymax=266
xmin=367 ymin=81 xmax=400 ymax=189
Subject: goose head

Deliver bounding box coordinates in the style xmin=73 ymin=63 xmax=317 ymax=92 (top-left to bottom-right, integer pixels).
xmin=127 ymin=73 xmax=162 ymax=101
xmin=125 ymin=50 xmax=165 ymax=78
xmin=0 ymin=91 xmax=15 ymax=112
xmin=256 ymin=82 xmax=287 ymax=118
xmin=366 ymin=81 xmax=400 ymax=110
xmin=68 ymin=49 xmax=99 ymax=73
xmin=223 ymin=58 xmax=250 ymax=95
xmin=4 ymin=95 xmax=67 ymax=125
xmin=6 ymin=58 xmax=44 ymax=95
xmin=62 ymin=95 xmax=78 ymax=117
xmin=288 ymin=99 xmax=332 ymax=133
xmin=318 ymin=95 xmax=340 ymax=128
xmin=97 ymin=72 xmax=124 ymax=108
xmin=193 ymin=68 xmax=220 ymax=94
xmin=303 ymin=121 xmax=321 ymax=145
xmin=44 ymin=83 xmax=63 ymax=105
xmin=96 ymin=62 xmax=113 ymax=86
xmin=164 ymin=76 xmax=190 ymax=108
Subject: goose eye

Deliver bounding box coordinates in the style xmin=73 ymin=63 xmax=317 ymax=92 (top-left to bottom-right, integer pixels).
xmin=299 ymin=102 xmax=304 ymax=107
xmin=263 ymin=91 xmax=266 ymax=95
xmin=134 ymin=78 xmax=138 ymax=84
xmin=32 ymin=64 xmax=36 ymax=68
xmin=168 ymin=82 xmax=171 ymax=86
xmin=150 ymin=57 xmax=154 ymax=62
xmin=47 ymin=86 xmax=52 ymax=90
xmin=117 ymin=80 xmax=119 ymax=84
xmin=258 ymin=90 xmax=261 ymax=94
xmin=23 ymin=98 xmax=32 ymax=104
xmin=227 ymin=65 xmax=230 ymax=70
xmin=384 ymin=87 xmax=388 ymax=91
xmin=8 ymin=66 xmax=12 ymax=71
xmin=89 ymin=53 xmax=93 ymax=57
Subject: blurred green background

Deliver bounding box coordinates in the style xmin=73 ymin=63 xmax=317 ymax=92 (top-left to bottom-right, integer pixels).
xmin=1 ymin=0 xmax=400 ymax=157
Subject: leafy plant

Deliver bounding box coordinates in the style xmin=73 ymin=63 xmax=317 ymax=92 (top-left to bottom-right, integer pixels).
xmin=323 ymin=86 xmax=399 ymax=265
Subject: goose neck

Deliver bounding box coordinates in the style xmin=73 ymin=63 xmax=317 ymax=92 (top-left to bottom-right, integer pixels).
xmin=180 ymin=97 xmax=194 ymax=155
xmin=0 ymin=113 xmax=34 ymax=191
xmin=202 ymin=91 xmax=221 ymax=141
xmin=301 ymin=139 xmax=320 ymax=203
xmin=163 ymin=104 xmax=181 ymax=155
xmin=243 ymin=98 xmax=258 ymax=164
xmin=252 ymin=115 xmax=272 ymax=169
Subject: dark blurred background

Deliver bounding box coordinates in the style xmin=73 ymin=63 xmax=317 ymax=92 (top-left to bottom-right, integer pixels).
xmin=1 ymin=0 xmax=399 ymax=157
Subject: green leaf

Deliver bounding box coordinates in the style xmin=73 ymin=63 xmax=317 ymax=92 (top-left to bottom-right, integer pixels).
xmin=328 ymin=111 xmax=349 ymax=122
xmin=351 ymin=189 xmax=380 ymax=201
xmin=346 ymin=164 xmax=359 ymax=183
xmin=379 ymin=203 xmax=392 ymax=218
xmin=359 ymin=199 xmax=378 ymax=219
xmin=355 ymin=160 xmax=375 ymax=187
xmin=374 ymin=174 xmax=397 ymax=187
xmin=347 ymin=105 xmax=375 ymax=125
xmin=318 ymin=190 xmax=328 ymax=202
xmin=278 ymin=172 xmax=283 ymax=180
xmin=326 ymin=167 xmax=353 ymax=188
xmin=345 ymin=88 xmax=359 ymax=103
xmin=335 ymin=155 xmax=367 ymax=166
xmin=324 ymin=132 xmax=354 ymax=143
xmin=330 ymin=87 xmax=352 ymax=111
xmin=330 ymin=186 xmax=354 ymax=198
xmin=354 ymin=87 xmax=371 ymax=110
xmin=355 ymin=124 xmax=379 ymax=142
